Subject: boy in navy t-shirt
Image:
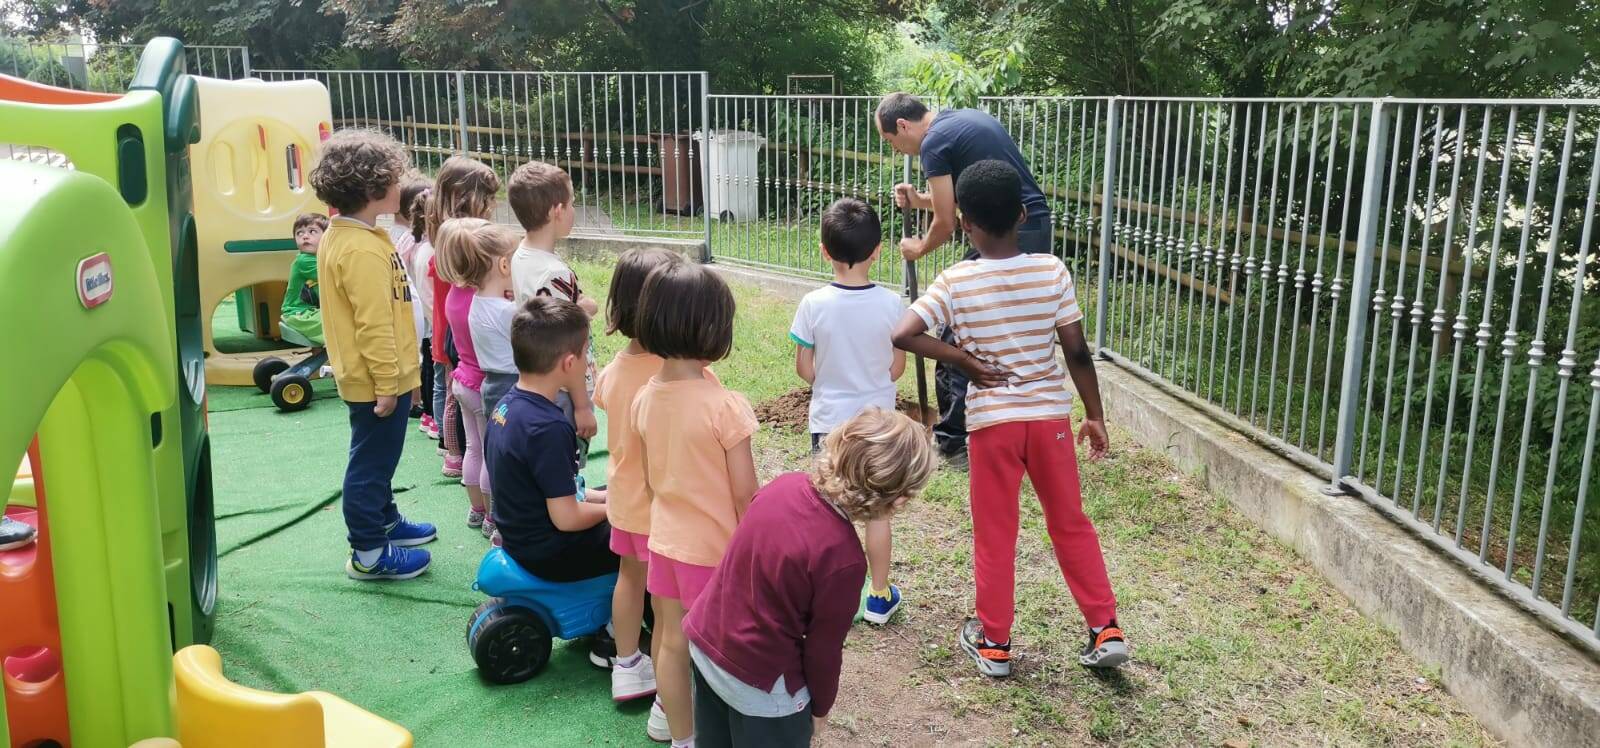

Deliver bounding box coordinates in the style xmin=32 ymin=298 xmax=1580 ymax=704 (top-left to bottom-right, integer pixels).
xmin=486 ymin=296 xmax=619 ymax=583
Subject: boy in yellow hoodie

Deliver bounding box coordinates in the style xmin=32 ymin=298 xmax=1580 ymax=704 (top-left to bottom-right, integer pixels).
xmin=310 ymin=129 xmax=436 ymax=581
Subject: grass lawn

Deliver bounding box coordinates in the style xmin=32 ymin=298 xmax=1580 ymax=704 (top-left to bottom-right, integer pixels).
xmin=568 ymin=258 xmax=1495 ymax=747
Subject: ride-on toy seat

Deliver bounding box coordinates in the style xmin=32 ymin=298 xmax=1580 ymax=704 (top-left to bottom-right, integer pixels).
xmin=468 ymin=548 xmax=628 ymax=684
xmin=251 ymin=322 xmax=327 ymax=412
xmin=172 ymin=645 xmax=412 ymax=748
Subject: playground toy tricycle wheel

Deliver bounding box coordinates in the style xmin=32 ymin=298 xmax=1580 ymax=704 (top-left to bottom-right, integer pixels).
xmin=252 ymin=356 xmax=289 ymax=393
xmin=469 ymin=599 xmax=553 ymax=684
xmin=269 ymin=373 xmax=312 ymax=412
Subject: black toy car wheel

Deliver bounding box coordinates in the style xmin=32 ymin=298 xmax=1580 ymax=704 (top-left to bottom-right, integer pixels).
xmin=252 ymin=357 xmax=289 ymax=393
xmin=469 ymin=600 xmax=552 ymax=684
xmin=270 ymin=374 xmax=312 ymax=412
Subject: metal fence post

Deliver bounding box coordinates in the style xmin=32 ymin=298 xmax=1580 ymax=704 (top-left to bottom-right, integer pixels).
xmin=455 ymin=70 xmax=469 ymax=155
xmin=1094 ymin=97 xmax=1119 ymax=355
xmin=240 ymin=46 xmax=251 ymax=79
xmin=701 ymin=71 xmax=713 ymax=262
xmin=1327 ymin=98 xmax=1393 ymax=492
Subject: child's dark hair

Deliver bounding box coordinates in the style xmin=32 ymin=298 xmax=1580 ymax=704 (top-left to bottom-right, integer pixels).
xmin=293 ymin=212 xmax=329 ymax=234
xmin=636 ymin=262 xmax=735 ymax=362
xmin=398 ymin=176 xmax=432 ymax=243
xmin=508 ymin=160 xmax=573 ymax=231
xmin=607 ymin=247 xmax=684 ymax=338
xmin=819 ymin=198 xmax=881 ymax=267
xmin=511 ymin=296 xmax=591 ymax=375
xmin=955 ymin=159 xmax=1024 ymax=237
xmin=309 ymin=129 xmax=409 ymax=215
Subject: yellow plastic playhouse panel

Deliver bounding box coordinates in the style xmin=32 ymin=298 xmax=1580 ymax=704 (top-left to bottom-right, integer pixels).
xmin=189 ymin=76 xmax=331 ymax=384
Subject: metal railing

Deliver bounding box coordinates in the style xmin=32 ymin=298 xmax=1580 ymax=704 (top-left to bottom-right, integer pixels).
xmin=254 ymin=69 xmax=711 ymax=243
xmin=1093 ymin=97 xmax=1600 ymax=651
xmin=1 ymin=39 xmax=248 ymax=91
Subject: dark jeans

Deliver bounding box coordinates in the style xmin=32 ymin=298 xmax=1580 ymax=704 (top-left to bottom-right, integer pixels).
xmin=418 ymin=338 xmax=434 ymax=417
xmin=933 ymin=220 xmax=1053 ymax=456
xmin=511 ymin=521 xmax=619 ymax=582
xmin=481 ymin=371 xmax=518 ymax=419
xmin=693 ymin=662 xmax=813 ymax=748
xmin=343 ymin=392 xmax=412 ymax=550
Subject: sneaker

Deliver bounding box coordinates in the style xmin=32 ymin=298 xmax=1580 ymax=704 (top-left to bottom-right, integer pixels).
xmin=489 ymin=529 xmax=502 ymax=547
xmin=346 ymin=544 xmax=431 ymax=580
xmin=417 ymin=414 xmax=435 ymax=435
xmin=611 ymin=653 xmax=657 ymax=702
xmin=481 ymin=516 xmax=497 ymax=540
xmin=0 ymin=516 xmax=37 ymax=551
xmin=957 ymin=618 xmax=1011 ymax=678
xmin=409 ymin=403 xmax=425 ymax=419
xmin=1079 ymin=621 xmax=1129 ymax=668
xmin=646 ymin=698 xmax=670 ymax=743
xmin=863 ymin=584 xmax=902 ymax=625
xmin=442 ymin=455 xmax=463 ymax=478
xmin=589 ymin=627 xmax=617 ymax=669
xmin=424 ymin=417 xmax=441 ymax=440
xmin=467 ymin=508 xmax=485 ymax=528
xmin=385 ymin=517 xmax=437 ymax=547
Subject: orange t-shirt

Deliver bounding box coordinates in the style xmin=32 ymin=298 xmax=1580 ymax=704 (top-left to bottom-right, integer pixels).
xmin=632 ymin=375 xmax=759 ymax=567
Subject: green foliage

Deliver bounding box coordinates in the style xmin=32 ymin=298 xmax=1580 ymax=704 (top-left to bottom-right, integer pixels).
xmin=909 ymin=38 xmax=1025 ymax=108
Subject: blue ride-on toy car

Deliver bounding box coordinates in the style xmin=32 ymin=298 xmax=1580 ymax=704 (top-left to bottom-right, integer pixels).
xmin=467 ymin=547 xmax=651 ymax=684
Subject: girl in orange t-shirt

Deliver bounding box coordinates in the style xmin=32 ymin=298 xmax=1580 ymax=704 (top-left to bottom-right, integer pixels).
xmin=631 ymin=262 xmax=759 ymax=745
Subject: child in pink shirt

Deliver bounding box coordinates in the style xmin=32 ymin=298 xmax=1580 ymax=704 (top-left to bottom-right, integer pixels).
xmin=632 ymin=262 xmax=759 ymax=746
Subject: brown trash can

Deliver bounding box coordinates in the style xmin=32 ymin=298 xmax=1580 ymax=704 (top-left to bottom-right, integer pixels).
xmin=656 ymin=133 xmax=702 ymax=215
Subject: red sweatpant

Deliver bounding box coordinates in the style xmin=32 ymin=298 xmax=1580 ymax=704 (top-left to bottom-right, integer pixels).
xmin=969 ymin=417 xmax=1116 ymax=643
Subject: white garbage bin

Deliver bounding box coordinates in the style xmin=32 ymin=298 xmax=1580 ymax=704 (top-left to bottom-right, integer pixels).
xmin=694 ymin=130 xmax=766 ymax=222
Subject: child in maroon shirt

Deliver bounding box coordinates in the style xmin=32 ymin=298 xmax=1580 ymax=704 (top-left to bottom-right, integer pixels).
xmin=682 ymin=408 xmax=938 ymax=747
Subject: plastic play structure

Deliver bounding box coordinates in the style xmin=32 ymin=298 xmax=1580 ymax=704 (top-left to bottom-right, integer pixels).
xmin=469 ymin=547 xmax=640 ymax=683
xmin=0 ymin=39 xmax=408 ymax=747
xmin=189 ymin=75 xmax=332 ymax=398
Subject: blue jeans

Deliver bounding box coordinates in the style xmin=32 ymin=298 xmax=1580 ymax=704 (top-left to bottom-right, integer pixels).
xmin=344 ymin=392 xmax=412 ymax=550
xmin=432 ymin=361 xmax=448 ymax=426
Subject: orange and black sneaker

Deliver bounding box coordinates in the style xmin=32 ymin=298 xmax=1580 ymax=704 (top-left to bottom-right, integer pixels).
xmin=1079 ymin=620 xmax=1129 ymax=668
xmin=958 ymin=618 xmax=1012 ymax=677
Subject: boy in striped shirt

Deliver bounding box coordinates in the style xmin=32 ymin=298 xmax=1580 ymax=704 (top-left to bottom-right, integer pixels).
xmin=891 ymin=159 xmax=1128 ymax=676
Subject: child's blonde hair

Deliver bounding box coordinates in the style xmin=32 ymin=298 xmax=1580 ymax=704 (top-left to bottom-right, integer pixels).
xmin=812 ymin=408 xmax=937 ymax=522
xmin=434 ymin=217 xmax=520 ymax=288
xmin=425 ymin=156 xmax=500 ymax=245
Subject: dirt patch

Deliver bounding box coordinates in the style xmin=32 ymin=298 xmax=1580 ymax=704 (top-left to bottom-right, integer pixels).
xmin=755 ymin=387 xmax=938 ymax=432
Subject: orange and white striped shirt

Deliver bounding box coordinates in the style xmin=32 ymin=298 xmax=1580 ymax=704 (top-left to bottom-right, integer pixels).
xmin=909 ymin=253 xmax=1082 ymax=431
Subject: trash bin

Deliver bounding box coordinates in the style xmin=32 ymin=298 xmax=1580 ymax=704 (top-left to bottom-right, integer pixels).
xmin=655 ymin=133 xmax=701 ymax=215
xmin=693 ymin=130 xmax=766 ymax=222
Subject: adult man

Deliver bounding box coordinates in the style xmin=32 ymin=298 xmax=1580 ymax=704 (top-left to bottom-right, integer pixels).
xmin=876 ymin=92 xmax=1053 ymax=465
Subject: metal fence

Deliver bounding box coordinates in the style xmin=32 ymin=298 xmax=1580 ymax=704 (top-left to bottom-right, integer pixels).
xmin=254 ymin=69 xmax=711 ymax=243
xmin=1 ymin=39 xmax=248 ymax=91
xmin=1092 ymin=97 xmax=1600 ymax=650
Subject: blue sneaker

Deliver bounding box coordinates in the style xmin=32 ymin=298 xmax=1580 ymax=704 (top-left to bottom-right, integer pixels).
xmin=385 ymin=517 xmax=437 ymax=547
xmin=863 ymin=583 xmax=902 ymax=625
xmin=346 ymin=544 xmax=431 ymax=580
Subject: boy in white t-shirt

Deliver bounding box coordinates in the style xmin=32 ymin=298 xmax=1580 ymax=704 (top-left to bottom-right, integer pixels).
xmin=507 ymin=161 xmax=599 ymax=462
xmin=790 ymin=197 xmax=908 ymax=626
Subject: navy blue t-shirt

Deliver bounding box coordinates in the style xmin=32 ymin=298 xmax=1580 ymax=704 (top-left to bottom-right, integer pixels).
xmin=920 ymin=108 xmax=1050 ymax=226
xmin=486 ymin=387 xmax=584 ymax=564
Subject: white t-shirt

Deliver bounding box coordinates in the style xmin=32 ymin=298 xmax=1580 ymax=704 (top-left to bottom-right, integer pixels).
xmin=789 ymin=282 xmax=906 ymax=434
xmin=510 ymin=242 xmax=595 ymax=392
xmin=469 ymin=294 xmax=518 ymax=375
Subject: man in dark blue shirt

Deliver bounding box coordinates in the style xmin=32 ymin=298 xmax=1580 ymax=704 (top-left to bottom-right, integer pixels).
xmin=486 ymin=297 xmax=618 ymax=582
xmin=876 ymin=92 xmax=1054 ymax=463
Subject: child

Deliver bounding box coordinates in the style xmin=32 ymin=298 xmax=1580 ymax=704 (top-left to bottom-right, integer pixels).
xmin=392 ymin=176 xmax=436 ymax=433
xmin=400 ymin=184 xmax=442 ymax=439
xmin=309 ymin=129 xmax=435 ymax=581
xmin=632 ymin=262 xmax=759 ymax=746
xmin=684 ymin=408 xmax=937 ymax=747
xmin=484 ymin=296 xmax=620 ymax=665
xmin=279 ymin=212 xmax=328 ymax=345
xmin=434 ymin=217 xmax=506 ymax=539
xmin=891 ymin=159 xmax=1126 ymax=675
xmin=592 ymin=247 xmax=686 ymax=703
xmin=424 ymin=157 xmax=500 ymax=482
xmin=790 ymin=197 xmax=908 ymax=625
xmin=506 ymin=161 xmax=599 ymax=451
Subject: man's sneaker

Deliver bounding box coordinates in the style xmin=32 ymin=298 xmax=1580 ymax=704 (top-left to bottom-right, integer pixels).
xmin=442 ymin=455 xmax=463 ymax=478
xmin=612 ymin=653 xmax=657 ymax=701
xmin=957 ymin=618 xmax=1011 ymax=677
xmin=863 ymin=584 xmax=902 ymax=625
xmin=467 ymin=508 xmax=485 ymax=528
xmin=646 ymin=698 xmax=671 ymax=742
xmin=1079 ymin=621 xmax=1129 ymax=668
xmin=385 ymin=518 xmax=437 ymax=547
xmin=346 ymin=544 xmax=431 ymax=580
xmin=0 ymin=516 xmax=38 ymax=551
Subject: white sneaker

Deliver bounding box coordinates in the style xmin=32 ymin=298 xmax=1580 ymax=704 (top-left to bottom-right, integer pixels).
xmin=611 ymin=653 xmax=657 ymax=702
xmin=647 ymin=698 xmax=671 ymax=742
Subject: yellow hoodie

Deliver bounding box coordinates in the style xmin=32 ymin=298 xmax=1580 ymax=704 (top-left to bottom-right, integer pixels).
xmin=317 ymin=216 xmax=420 ymax=401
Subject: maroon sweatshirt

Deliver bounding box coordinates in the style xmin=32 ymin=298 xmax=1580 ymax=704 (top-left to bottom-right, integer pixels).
xmin=682 ymin=472 xmax=866 ymax=718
